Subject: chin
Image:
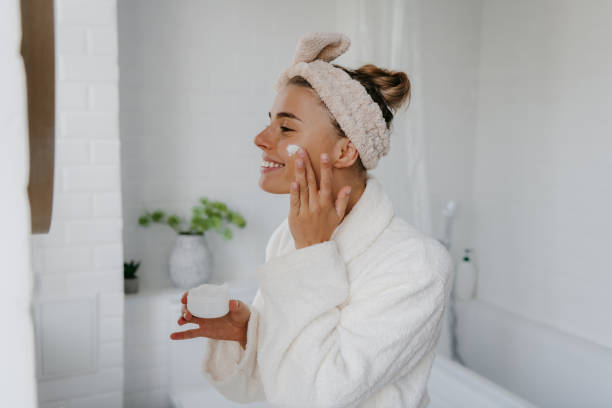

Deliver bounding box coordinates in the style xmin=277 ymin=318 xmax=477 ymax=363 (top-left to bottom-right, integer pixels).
xmin=258 ymin=173 xmax=290 ymax=194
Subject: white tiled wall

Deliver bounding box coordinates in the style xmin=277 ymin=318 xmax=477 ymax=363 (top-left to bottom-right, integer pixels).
xmin=29 ymin=0 xmax=124 ymax=407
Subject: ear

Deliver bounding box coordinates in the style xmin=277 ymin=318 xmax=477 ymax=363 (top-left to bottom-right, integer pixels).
xmin=332 ymin=139 xmax=360 ymax=169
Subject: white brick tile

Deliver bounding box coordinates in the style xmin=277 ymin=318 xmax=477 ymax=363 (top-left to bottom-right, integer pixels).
xmin=66 ymin=218 xmax=122 ymax=244
xmin=99 ymin=342 xmax=123 ymax=368
xmin=36 ymin=271 xmax=122 ymax=299
xmin=55 ymin=139 xmax=90 ymax=164
xmin=31 ymin=246 xmax=45 ymax=275
xmin=60 ymin=112 xmax=118 ymax=138
xmin=53 ymin=193 xmax=93 ymax=219
xmin=59 ymin=55 xmax=118 ymax=81
xmin=58 ymin=0 xmax=116 ymax=26
xmin=57 ymin=83 xmax=89 ymax=109
xmin=87 ymin=27 xmax=117 ymax=55
xmin=63 ymin=165 xmax=120 ymax=193
xmin=42 ymin=246 xmax=92 ymax=275
xmin=99 ymin=292 xmax=124 ymax=317
xmin=89 ymin=84 xmax=117 ymax=111
xmin=93 ymin=243 xmax=123 ymax=270
xmin=90 ymin=140 xmax=120 ymax=164
xmin=57 ymin=26 xmax=87 ymax=54
xmin=93 ymin=192 xmax=122 ymax=218
xmin=39 ymin=220 xmax=68 ymax=247
xmin=37 ymin=367 xmax=122 ymax=403
xmin=100 ymin=317 xmax=123 ymax=342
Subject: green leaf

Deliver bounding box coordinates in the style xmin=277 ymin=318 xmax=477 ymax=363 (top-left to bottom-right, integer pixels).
xmin=138 ymin=215 xmax=150 ymax=226
xmin=151 ymin=210 xmax=165 ymax=222
xmin=223 ymin=227 xmax=233 ymax=240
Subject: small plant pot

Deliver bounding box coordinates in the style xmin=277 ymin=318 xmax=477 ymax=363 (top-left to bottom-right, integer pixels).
xmin=124 ymin=277 xmax=139 ymax=294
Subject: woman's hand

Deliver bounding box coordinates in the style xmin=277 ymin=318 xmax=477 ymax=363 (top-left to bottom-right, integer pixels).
xmin=170 ymin=291 xmax=252 ymax=349
xmin=290 ymin=148 xmax=352 ymax=250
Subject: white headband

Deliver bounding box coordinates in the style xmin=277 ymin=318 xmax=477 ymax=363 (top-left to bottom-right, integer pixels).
xmin=274 ymin=32 xmax=390 ymax=170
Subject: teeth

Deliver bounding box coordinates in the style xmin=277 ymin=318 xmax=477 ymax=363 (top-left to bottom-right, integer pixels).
xmin=261 ymin=160 xmax=285 ymax=168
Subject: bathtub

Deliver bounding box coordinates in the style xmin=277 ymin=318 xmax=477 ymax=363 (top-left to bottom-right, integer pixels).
xmin=167 ymin=281 xmax=537 ymax=408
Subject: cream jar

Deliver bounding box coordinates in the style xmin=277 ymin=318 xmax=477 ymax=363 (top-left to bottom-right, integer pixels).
xmin=187 ymin=282 xmax=230 ymax=318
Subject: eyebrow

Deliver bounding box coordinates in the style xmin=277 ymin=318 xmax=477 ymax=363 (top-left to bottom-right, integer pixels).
xmin=268 ymin=111 xmax=303 ymax=122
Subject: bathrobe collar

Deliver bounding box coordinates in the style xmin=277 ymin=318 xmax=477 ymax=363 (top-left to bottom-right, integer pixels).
xmin=330 ymin=173 xmax=395 ymax=263
xmin=283 ymin=172 xmax=396 ymax=264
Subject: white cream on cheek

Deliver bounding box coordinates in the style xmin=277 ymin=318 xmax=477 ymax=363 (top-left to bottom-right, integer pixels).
xmin=286 ymin=144 xmax=301 ymax=157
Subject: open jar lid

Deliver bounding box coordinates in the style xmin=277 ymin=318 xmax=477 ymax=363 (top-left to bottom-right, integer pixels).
xmin=187 ymin=282 xmax=230 ymax=318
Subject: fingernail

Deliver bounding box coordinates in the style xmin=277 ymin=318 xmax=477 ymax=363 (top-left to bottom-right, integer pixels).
xmin=291 ymin=182 xmax=298 ymax=190
xmin=321 ymin=153 xmax=329 ymax=163
xmin=297 ymin=159 xmax=303 ymax=168
xmin=298 ymin=148 xmax=306 ymax=157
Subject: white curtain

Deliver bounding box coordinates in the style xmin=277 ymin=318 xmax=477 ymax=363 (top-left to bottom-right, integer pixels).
xmin=335 ymin=0 xmax=433 ymax=236
xmin=0 ymin=0 xmax=38 ymax=406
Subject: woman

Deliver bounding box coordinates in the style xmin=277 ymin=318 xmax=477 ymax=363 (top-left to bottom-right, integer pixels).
xmin=170 ymin=32 xmax=453 ymax=408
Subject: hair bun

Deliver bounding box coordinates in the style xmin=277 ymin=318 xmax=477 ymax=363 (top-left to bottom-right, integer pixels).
xmin=355 ymin=64 xmax=411 ymax=112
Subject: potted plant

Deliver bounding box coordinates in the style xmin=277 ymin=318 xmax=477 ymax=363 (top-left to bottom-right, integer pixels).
xmin=124 ymin=260 xmax=141 ymax=294
xmin=138 ymin=196 xmax=246 ymax=289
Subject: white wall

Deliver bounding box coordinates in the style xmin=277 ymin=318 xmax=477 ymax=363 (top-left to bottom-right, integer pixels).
xmin=470 ymin=0 xmax=612 ymax=354
xmin=0 ymin=1 xmax=37 ymax=407
xmin=118 ymin=0 xmax=339 ymax=291
xmin=28 ymin=0 xmax=125 ymax=406
xmin=118 ymin=1 xmax=338 ymax=405
xmin=456 ymin=0 xmax=612 ymax=405
xmin=416 ymin=0 xmax=484 ymax=357
xmin=419 ymin=0 xmax=483 ymax=262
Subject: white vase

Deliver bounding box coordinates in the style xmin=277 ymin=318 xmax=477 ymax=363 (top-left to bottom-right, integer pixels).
xmin=168 ymin=234 xmax=213 ymax=289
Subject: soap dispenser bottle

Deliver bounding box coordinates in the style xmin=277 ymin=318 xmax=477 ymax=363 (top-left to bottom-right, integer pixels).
xmin=454 ymin=248 xmax=477 ymax=300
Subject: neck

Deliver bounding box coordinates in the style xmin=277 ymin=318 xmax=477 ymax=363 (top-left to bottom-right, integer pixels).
xmin=333 ymin=171 xmax=367 ymax=216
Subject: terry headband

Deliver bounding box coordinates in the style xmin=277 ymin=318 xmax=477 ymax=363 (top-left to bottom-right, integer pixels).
xmin=274 ymin=32 xmax=390 ymax=170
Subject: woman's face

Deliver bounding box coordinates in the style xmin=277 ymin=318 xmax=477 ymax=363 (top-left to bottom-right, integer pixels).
xmin=254 ymin=84 xmax=341 ymax=194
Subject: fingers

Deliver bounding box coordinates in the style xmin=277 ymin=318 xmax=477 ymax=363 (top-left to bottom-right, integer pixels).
xmin=181 ymin=304 xmax=192 ymax=320
xmin=298 ymin=148 xmax=318 ymax=209
xmin=295 ymin=152 xmax=308 ymax=213
xmin=319 ymin=153 xmax=332 ymax=203
xmin=181 ymin=291 xmax=188 ymax=304
xmin=228 ymin=299 xmax=251 ymax=324
xmin=335 ymin=185 xmax=352 ymax=218
xmin=290 ymin=181 xmax=300 ymax=218
xmin=170 ymin=328 xmax=201 ymax=340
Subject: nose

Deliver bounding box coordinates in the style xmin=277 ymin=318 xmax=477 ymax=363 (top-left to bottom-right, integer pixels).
xmin=254 ymin=125 xmax=276 ymax=151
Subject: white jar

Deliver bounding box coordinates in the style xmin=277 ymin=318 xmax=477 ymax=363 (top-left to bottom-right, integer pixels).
xmin=187 ymin=282 xmax=230 ymax=318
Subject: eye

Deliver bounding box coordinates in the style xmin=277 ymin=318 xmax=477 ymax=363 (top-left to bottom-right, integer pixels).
xmin=280 ymin=126 xmax=294 ymax=132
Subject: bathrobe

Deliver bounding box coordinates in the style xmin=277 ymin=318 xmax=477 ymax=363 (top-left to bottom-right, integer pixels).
xmin=200 ymin=173 xmax=454 ymax=408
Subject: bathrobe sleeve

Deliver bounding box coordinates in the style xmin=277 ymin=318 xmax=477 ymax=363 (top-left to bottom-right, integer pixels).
xmin=255 ymin=237 xmax=452 ymax=408
xmin=199 ymin=222 xmax=287 ymax=403
xmin=199 ymin=290 xmax=267 ymax=402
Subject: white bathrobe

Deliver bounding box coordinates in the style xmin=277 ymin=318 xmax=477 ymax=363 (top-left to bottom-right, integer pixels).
xmin=200 ymin=173 xmax=454 ymax=408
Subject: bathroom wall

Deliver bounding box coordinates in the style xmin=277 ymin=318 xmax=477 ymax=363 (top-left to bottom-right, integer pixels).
xmin=118 ymin=1 xmax=338 ymax=406
xmin=415 ymin=0 xmax=484 ymax=358
xmin=1 ymin=0 xmax=37 ymax=406
xmin=29 ymin=0 xmax=125 ymax=406
xmin=118 ymin=0 xmax=340 ymax=291
xmin=418 ymin=0 xmax=483 ymax=262
xmin=456 ymin=0 xmax=612 ymax=405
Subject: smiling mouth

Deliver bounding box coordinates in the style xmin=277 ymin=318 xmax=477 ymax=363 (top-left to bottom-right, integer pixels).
xmin=261 ymin=159 xmax=286 ymax=169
